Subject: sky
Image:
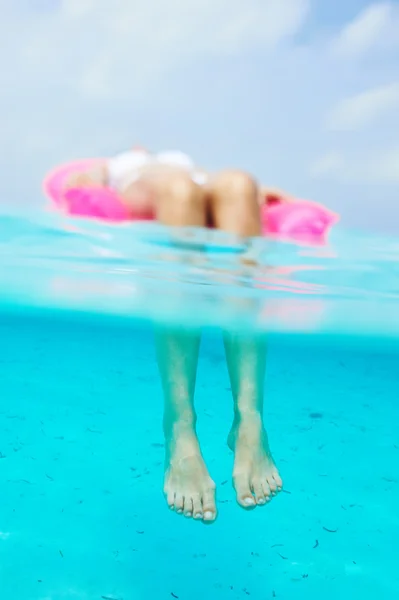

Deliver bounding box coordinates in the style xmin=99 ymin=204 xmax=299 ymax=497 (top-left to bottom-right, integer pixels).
xmin=1 ymin=0 xmax=399 ymax=233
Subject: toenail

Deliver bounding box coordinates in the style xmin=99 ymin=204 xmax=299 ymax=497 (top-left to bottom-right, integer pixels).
xmin=204 ymin=511 xmax=214 ymax=520
xmin=257 ymin=498 xmax=265 ymax=505
xmin=244 ymin=497 xmax=255 ymax=506
xmin=184 ymin=512 xmax=192 ymax=518
xmin=194 ymin=513 xmax=203 ymax=519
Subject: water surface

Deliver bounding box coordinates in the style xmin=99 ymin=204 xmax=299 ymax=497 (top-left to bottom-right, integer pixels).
xmin=0 ymin=214 xmax=398 ymax=599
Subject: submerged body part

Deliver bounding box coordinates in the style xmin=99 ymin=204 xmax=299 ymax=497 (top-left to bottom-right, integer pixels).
xmin=43 ymin=147 xmax=306 ymax=523
xmin=149 ymin=162 xmax=283 ymax=522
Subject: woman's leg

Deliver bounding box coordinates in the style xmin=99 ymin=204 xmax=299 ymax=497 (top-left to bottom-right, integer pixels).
xmin=154 ymin=173 xmax=217 ymax=523
xmin=207 ymin=170 xmax=283 ymax=508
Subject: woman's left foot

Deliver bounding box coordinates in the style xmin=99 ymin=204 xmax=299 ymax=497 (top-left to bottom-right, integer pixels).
xmin=228 ymin=417 xmax=283 ymax=508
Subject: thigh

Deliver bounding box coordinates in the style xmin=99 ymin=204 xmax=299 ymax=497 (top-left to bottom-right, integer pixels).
xmin=120 ymin=168 xmax=203 ymax=220
xmin=205 ymin=170 xmax=262 ymax=237
xmin=120 ymin=179 xmax=156 ymax=217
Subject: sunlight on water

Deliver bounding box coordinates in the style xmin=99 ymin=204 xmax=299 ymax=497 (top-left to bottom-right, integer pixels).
xmin=0 ymin=213 xmax=398 ymax=335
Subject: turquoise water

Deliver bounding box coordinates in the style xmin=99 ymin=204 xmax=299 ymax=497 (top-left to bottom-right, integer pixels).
xmin=1 ymin=214 xmax=398 ymax=599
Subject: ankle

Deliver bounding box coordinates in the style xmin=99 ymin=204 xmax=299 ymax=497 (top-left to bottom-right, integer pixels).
xmin=165 ymin=425 xmax=202 ymax=461
xmin=164 ymin=415 xmax=197 ymax=440
xmin=233 ymin=410 xmax=263 ymax=430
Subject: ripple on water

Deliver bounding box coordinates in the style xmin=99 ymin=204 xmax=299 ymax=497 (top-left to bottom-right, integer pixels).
xmin=0 ymin=213 xmax=398 ymax=336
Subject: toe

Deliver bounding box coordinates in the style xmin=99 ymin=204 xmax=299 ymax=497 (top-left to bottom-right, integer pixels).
xmin=252 ymin=480 xmax=266 ymax=505
xmin=261 ymin=479 xmax=273 ymax=501
xmin=183 ymin=496 xmax=193 ymax=518
xmin=192 ymin=494 xmax=203 ymax=520
xmin=202 ymin=487 xmax=217 ymax=522
xmin=273 ymin=470 xmax=283 ymax=490
xmin=234 ymin=474 xmax=256 ymax=509
xmin=267 ymin=470 xmax=282 ymax=495
xmin=267 ymin=476 xmax=278 ymax=495
xmin=174 ymin=493 xmax=184 ymax=514
xmin=166 ymin=490 xmax=176 ymax=509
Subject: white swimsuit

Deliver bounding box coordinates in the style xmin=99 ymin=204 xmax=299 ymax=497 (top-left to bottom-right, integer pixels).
xmin=107 ymin=149 xmax=208 ymax=191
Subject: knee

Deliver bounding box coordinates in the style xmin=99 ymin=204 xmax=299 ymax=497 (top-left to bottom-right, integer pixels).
xmin=208 ymin=170 xmax=262 ymax=236
xmin=163 ymin=172 xmax=201 ymax=203
xmin=156 ymin=172 xmax=206 ymax=227
xmin=212 ymin=170 xmax=258 ymax=199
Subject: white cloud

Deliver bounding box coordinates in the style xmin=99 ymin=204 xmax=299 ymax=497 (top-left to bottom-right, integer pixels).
xmin=367 ymin=147 xmax=399 ymax=183
xmin=310 ymin=146 xmax=399 ymax=184
xmin=326 ymin=82 xmax=399 ymax=131
xmin=9 ymin=0 xmax=308 ymax=101
xmin=330 ymin=2 xmax=396 ymax=59
xmin=309 ymin=152 xmax=344 ymax=178
xmin=61 ymin=0 xmax=96 ymax=18
xmin=0 ymin=0 xmax=310 ymax=156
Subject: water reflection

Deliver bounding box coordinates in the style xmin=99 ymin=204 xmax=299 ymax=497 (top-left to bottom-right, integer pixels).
xmin=0 ymin=214 xmax=398 ymax=336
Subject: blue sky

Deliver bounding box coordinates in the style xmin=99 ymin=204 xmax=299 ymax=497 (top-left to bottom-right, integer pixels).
xmin=2 ymin=0 xmax=399 ymax=233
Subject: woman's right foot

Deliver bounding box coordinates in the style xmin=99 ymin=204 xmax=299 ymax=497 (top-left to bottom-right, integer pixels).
xmin=164 ymin=429 xmax=217 ymax=523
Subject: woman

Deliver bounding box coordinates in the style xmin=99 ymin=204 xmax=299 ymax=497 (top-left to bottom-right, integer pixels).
xmin=66 ymin=147 xmax=283 ymax=523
